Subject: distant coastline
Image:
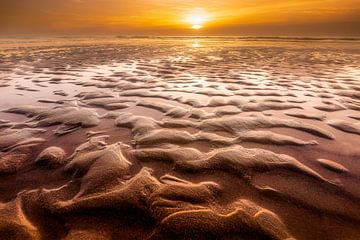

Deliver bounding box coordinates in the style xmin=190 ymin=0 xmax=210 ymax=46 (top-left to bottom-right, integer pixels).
xmin=115 ymin=35 xmax=360 ymax=42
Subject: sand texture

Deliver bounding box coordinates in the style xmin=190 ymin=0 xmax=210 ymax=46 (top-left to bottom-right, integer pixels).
xmin=0 ymin=37 xmax=359 ymax=240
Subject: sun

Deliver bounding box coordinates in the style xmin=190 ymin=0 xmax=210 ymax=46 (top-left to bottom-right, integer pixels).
xmin=192 ymin=24 xmax=202 ymax=30
xmin=185 ymin=8 xmax=210 ymax=30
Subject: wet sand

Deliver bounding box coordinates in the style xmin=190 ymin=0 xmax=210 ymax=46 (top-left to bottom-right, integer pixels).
xmin=0 ymin=37 xmax=360 ymax=240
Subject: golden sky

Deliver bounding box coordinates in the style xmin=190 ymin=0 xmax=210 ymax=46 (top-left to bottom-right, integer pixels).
xmin=1 ymin=0 xmax=359 ymax=36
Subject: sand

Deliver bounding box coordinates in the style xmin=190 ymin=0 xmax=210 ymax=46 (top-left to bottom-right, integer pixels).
xmin=0 ymin=37 xmax=360 ymax=240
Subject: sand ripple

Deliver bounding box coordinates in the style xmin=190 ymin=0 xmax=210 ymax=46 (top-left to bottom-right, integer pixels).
xmin=0 ymin=38 xmax=359 ymax=239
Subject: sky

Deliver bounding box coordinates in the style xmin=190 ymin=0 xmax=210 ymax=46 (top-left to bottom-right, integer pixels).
xmin=1 ymin=0 xmax=359 ymax=36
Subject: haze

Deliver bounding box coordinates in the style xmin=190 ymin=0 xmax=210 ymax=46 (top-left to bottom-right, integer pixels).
xmin=1 ymin=0 xmax=359 ymax=36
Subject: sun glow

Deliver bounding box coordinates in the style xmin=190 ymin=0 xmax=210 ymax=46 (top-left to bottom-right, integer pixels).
xmin=192 ymin=24 xmax=202 ymax=29
xmin=185 ymin=8 xmax=210 ymax=30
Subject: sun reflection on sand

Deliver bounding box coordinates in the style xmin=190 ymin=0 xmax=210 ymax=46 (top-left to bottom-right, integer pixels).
xmin=192 ymin=40 xmax=201 ymax=48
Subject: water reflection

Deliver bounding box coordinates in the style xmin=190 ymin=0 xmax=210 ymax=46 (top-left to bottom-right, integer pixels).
xmin=192 ymin=40 xmax=201 ymax=48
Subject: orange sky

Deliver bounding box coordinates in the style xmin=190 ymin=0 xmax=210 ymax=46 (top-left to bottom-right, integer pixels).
xmin=1 ymin=0 xmax=359 ymax=36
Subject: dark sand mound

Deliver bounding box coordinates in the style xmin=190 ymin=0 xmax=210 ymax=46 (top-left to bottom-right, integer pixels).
xmin=137 ymin=100 xmax=188 ymax=118
xmin=81 ymin=97 xmax=132 ymax=110
xmin=348 ymin=114 xmax=360 ymax=120
xmin=115 ymin=113 xmax=159 ymax=136
xmin=4 ymin=105 xmax=100 ymax=135
xmin=35 ymin=146 xmax=66 ymax=168
xmin=155 ymin=199 xmax=295 ymax=240
xmin=134 ymin=129 xmax=318 ymax=147
xmin=64 ymin=136 xmax=133 ymax=196
xmin=10 ymin=166 xmax=294 ymax=240
xmin=159 ymin=115 xmax=334 ymax=140
xmin=132 ymin=146 xmax=203 ymax=164
xmin=75 ymin=91 xmax=115 ymax=100
xmin=0 ymin=199 xmax=40 ymax=240
xmin=327 ymin=120 xmax=360 ymax=135
xmin=176 ymin=146 xmax=335 ymax=186
xmin=317 ymin=159 xmax=349 ymax=173
xmin=0 ymin=128 xmax=45 ymax=174
xmin=314 ymin=100 xmax=346 ymax=112
xmin=285 ymin=111 xmax=326 ymax=121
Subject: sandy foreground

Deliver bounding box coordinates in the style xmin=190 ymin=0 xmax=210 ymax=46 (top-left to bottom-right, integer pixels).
xmin=0 ymin=37 xmax=359 ymax=240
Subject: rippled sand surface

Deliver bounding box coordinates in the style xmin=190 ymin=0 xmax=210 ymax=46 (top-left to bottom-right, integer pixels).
xmin=0 ymin=37 xmax=359 ymax=240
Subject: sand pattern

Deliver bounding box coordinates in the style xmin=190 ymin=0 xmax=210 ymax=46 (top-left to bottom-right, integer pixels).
xmin=0 ymin=38 xmax=359 ymax=239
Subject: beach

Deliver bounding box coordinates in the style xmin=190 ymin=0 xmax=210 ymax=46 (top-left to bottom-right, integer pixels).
xmin=0 ymin=36 xmax=359 ymax=239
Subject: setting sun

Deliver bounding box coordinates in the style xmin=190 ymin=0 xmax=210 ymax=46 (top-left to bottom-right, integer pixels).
xmin=185 ymin=8 xmax=210 ymax=30
xmin=191 ymin=24 xmax=202 ymax=30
